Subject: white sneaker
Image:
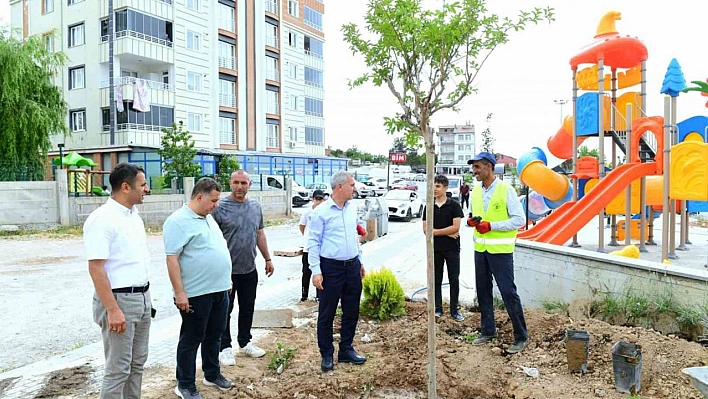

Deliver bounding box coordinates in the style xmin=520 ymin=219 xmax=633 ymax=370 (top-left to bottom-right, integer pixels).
xmin=239 ymin=343 xmax=266 ymax=358
xmin=219 ymin=348 xmax=236 ymax=366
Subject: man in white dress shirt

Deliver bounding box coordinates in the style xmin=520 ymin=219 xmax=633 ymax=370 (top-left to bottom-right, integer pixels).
xmin=84 ymin=163 xmax=152 ymax=398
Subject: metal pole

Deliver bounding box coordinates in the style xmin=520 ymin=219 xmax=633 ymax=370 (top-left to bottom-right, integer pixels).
xmin=570 ymin=69 xmax=581 ymax=248
xmin=639 ymin=176 xmax=647 ymax=252
xmin=597 ymin=59 xmax=606 ymax=253
xmin=108 ymin=0 xmax=116 ymax=145
xmin=608 ymin=69 xmax=619 ymax=246
xmin=661 ymin=96 xmax=671 ymax=261
xmin=678 ymin=201 xmax=688 ymax=250
xmin=668 ymin=97 xmax=678 ymax=259
xmin=685 ymin=199 xmax=692 ymax=245
xmin=525 ymin=186 xmax=530 ymax=229
xmin=624 ymin=104 xmax=632 ymax=246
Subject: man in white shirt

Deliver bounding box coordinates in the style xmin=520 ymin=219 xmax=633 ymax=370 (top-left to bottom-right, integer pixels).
xmin=298 ymin=189 xmax=327 ymax=302
xmin=84 ymin=163 xmax=152 ymax=398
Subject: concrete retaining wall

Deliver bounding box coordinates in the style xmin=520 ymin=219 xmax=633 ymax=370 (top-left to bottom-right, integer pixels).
xmin=0 ymin=181 xmax=58 ymax=225
xmin=514 ymin=240 xmax=708 ymax=308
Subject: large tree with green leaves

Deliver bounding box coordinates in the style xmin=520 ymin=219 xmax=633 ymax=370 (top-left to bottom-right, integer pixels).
xmin=0 ymin=30 xmax=69 ymax=181
xmin=157 ymin=121 xmax=202 ymax=183
xmin=342 ymin=0 xmax=553 ymax=395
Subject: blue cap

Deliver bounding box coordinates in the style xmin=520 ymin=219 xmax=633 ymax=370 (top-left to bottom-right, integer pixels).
xmin=467 ymin=151 xmax=497 ymax=165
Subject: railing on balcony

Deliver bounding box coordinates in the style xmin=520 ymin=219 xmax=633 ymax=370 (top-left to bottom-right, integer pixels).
xmin=266 ymin=136 xmax=279 ymax=148
xmin=157 ymin=0 xmax=173 ymax=3
xmin=219 ymin=94 xmax=236 ymax=108
xmin=264 ymin=0 xmax=278 ymax=14
xmin=100 ymin=76 xmax=173 ymax=91
xmin=265 ymin=69 xmax=279 ymax=81
xmin=102 ymin=123 xmax=167 ymax=132
xmin=265 ymin=35 xmax=278 ymax=48
xmin=218 ymin=56 xmax=236 ymax=70
xmin=219 ymin=18 xmax=235 ymax=32
xmin=101 ymin=30 xmax=173 ymax=47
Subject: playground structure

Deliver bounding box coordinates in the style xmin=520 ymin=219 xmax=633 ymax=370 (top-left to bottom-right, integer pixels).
xmin=516 ymin=11 xmax=708 ymax=262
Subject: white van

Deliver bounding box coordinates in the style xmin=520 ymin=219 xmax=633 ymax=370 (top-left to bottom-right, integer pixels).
xmin=445 ymin=176 xmax=462 ymax=202
xmin=255 ymin=175 xmax=311 ymax=207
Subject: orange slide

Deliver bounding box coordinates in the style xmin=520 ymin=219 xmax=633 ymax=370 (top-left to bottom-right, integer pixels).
xmin=517 ymin=162 xmax=658 ymax=245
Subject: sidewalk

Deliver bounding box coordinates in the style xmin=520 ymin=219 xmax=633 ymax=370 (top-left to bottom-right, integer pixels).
xmin=0 ymin=220 xmax=470 ymax=398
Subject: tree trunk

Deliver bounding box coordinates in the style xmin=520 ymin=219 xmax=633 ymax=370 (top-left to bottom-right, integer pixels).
xmin=422 ymin=116 xmax=437 ymax=399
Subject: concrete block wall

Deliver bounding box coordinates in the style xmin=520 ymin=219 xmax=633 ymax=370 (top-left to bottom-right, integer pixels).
xmin=514 ymin=240 xmax=708 ymax=308
xmin=69 ymin=194 xmax=187 ymax=225
xmin=0 ymin=181 xmax=58 ymax=225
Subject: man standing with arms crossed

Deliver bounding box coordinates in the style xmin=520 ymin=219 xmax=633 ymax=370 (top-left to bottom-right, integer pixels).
xmin=84 ymin=163 xmax=152 ymax=398
xmin=467 ymin=152 xmax=529 ymax=353
xmin=213 ymin=170 xmax=274 ymax=365
xmin=308 ymin=171 xmax=367 ymax=372
xmin=163 ymin=178 xmax=234 ymax=399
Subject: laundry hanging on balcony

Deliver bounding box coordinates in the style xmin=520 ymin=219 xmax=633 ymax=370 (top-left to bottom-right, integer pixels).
xmin=115 ymin=81 xmax=124 ymax=112
xmin=132 ymin=78 xmax=151 ymax=112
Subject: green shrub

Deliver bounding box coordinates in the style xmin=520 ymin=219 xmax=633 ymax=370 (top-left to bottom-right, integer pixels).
xmin=268 ymin=342 xmax=296 ymax=374
xmin=360 ymin=268 xmax=406 ymax=320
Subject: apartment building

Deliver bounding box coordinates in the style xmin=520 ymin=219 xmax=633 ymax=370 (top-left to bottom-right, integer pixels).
xmin=9 ymin=0 xmax=344 ymax=185
xmin=436 ymin=124 xmax=476 ymax=164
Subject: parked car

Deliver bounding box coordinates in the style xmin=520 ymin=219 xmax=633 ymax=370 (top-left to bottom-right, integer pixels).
xmin=305 ymin=182 xmax=332 ymax=199
xmin=391 ymin=180 xmax=418 ymax=191
xmin=385 ymin=189 xmax=423 ymax=222
xmin=445 ymin=176 xmax=462 ymax=202
xmin=291 ymin=181 xmax=311 ymax=207
xmin=354 ymin=181 xmax=373 ymax=198
xmin=366 ymin=178 xmax=388 ymax=196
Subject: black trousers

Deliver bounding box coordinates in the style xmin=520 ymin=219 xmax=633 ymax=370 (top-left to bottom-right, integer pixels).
xmin=317 ymin=257 xmax=362 ymax=357
xmin=474 ymin=251 xmax=528 ymax=343
xmin=434 ymin=248 xmax=461 ymax=313
xmin=301 ymin=252 xmax=319 ymax=300
xmin=220 ymin=269 xmax=258 ymax=350
xmin=176 ymin=291 xmax=228 ymax=389
xmin=461 ymin=194 xmax=470 ymax=209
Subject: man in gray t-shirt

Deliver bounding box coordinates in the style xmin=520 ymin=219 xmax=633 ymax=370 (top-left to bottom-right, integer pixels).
xmin=212 ymin=170 xmax=274 ymax=365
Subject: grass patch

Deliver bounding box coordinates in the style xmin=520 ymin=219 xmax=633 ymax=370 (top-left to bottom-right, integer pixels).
xmin=463 ymin=333 xmax=477 ymax=344
xmin=541 ymin=299 xmax=569 ymax=315
xmin=493 ymin=296 xmax=506 ymax=311
xmin=0 ymin=225 xmax=84 ymax=238
xmin=264 ymin=213 xmax=300 ymax=227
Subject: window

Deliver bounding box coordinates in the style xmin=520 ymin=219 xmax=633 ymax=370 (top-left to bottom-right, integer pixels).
xmin=287 ymin=62 xmax=298 ymax=79
xmin=219 ymin=3 xmax=235 ymax=32
xmin=103 ymin=104 xmax=175 ymax=129
xmin=288 ymin=0 xmax=299 ymax=17
xmin=266 ymin=56 xmax=278 ymax=81
xmin=265 ymin=0 xmax=277 ymax=14
xmin=187 ymin=30 xmax=200 ymax=51
xmin=70 ymin=109 xmax=86 ymax=132
xmin=121 ymin=69 xmax=138 ymax=78
xmin=266 ymin=123 xmax=279 ymax=148
xmin=69 ymin=66 xmax=85 ymax=90
xmin=289 ymin=126 xmax=297 ymax=142
xmin=457 ymin=145 xmax=464 ymax=151
xmin=288 ymin=31 xmax=298 ymax=47
xmin=303 ymin=6 xmax=322 ymax=31
xmin=162 ymin=71 xmax=169 ymax=85
xmin=266 ymin=22 xmax=278 ymax=47
xmin=43 ymin=0 xmax=54 ymax=14
xmin=114 ymin=9 xmax=173 ymax=45
xmin=304 ymin=67 xmax=323 ymax=87
xmin=187 ymin=113 xmax=202 ymax=132
xmin=219 ymin=79 xmax=236 ymax=107
xmin=187 ymin=71 xmax=202 ymax=92
xmin=68 ymin=0 xmax=84 ymax=5
xmin=219 ymin=117 xmax=236 ymax=144
xmin=68 ymin=23 xmax=85 ymax=47
xmin=305 ymin=97 xmax=323 ymax=116
xmin=219 ymin=41 xmax=236 ymax=69
xmin=303 ymin=35 xmax=323 ymax=58
xmin=186 ymin=0 xmax=199 ymax=10
xmin=288 ymin=95 xmax=298 ymax=111
xmin=43 ymin=34 xmax=54 ymax=52
xmin=305 ymin=126 xmax=323 ymax=145
xmin=266 ymin=90 xmax=279 ymax=114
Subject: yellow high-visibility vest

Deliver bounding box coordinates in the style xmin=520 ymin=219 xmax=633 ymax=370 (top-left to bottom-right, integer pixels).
xmin=471 ymin=181 xmax=517 ymax=253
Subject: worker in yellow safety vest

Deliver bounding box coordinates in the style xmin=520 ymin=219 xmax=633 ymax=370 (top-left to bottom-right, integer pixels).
xmin=466 ymin=152 xmax=529 ymax=354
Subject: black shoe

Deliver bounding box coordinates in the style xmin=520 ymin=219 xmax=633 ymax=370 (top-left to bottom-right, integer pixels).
xmin=472 ymin=333 xmax=498 ymax=345
xmin=202 ymin=375 xmax=233 ymax=391
xmin=507 ymin=339 xmax=529 ymax=354
xmin=435 ymin=309 xmax=442 ymax=318
xmin=321 ymin=355 xmax=334 ymax=372
xmin=338 ymin=349 xmax=367 ymax=365
xmin=300 ymin=297 xmax=307 ymax=302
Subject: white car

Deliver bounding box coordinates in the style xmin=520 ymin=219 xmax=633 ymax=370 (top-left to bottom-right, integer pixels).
xmin=366 ymin=178 xmax=388 ymax=196
xmin=305 ymin=182 xmax=332 ymax=199
xmin=385 ymin=189 xmax=423 ymax=222
xmin=354 ymin=181 xmax=373 ymax=198
xmin=446 ymin=176 xmax=462 ymax=202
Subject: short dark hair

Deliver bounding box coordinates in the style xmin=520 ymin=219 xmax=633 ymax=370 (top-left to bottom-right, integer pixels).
xmin=191 ymin=177 xmax=222 ymax=199
xmin=109 ymin=163 xmax=145 ymax=192
xmin=434 ymin=175 xmax=449 ymax=187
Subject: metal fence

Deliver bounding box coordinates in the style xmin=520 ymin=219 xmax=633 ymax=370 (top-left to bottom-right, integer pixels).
xmin=0 ymin=161 xmax=46 ymax=182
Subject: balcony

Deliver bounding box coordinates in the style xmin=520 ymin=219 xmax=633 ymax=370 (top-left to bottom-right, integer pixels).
xmin=219 ymin=94 xmax=236 ymax=108
xmin=100 ymin=31 xmax=174 ymax=64
xmin=100 ymin=125 xmax=164 ymax=147
xmin=100 ymin=0 xmax=173 ymax=21
xmin=304 ymin=84 xmax=323 ymax=99
xmin=99 ymin=77 xmax=175 ymax=107
xmin=265 ymin=69 xmax=279 ymax=82
xmin=264 ymin=0 xmax=278 ymax=15
xmin=218 ymin=56 xmax=236 ymax=70
xmin=219 ymin=17 xmax=235 ymax=33
xmin=265 ymin=34 xmax=278 ymax=48
xmin=304 ymin=50 xmax=324 ymax=70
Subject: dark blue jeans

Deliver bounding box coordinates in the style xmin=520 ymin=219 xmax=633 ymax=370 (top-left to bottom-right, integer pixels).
xmin=176 ymin=290 xmax=229 ymax=389
xmin=317 ymin=257 xmax=362 ymax=357
xmin=474 ymin=251 xmax=528 ymax=343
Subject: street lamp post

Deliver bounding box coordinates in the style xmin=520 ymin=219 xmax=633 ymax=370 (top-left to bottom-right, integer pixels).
xmin=554 ymin=99 xmax=568 ymax=124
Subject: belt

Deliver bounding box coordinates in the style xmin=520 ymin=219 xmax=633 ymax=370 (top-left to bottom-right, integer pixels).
xmin=321 ymin=256 xmax=359 ymax=266
xmin=112 ymin=282 xmax=150 ymax=293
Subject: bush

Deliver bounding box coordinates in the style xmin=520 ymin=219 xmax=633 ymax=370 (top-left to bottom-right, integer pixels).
xmin=360 ymin=268 xmax=406 ymax=320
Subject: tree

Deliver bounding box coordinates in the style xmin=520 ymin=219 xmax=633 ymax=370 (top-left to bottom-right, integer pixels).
xmin=157 ymin=121 xmax=202 ymax=183
xmin=480 ymin=113 xmax=495 ymax=154
xmin=0 ymin=30 xmax=69 ymax=181
xmin=217 ymin=155 xmax=240 ymax=190
xmin=342 ymin=1 xmax=553 ymax=396
xmin=578 ymin=145 xmax=599 ymax=159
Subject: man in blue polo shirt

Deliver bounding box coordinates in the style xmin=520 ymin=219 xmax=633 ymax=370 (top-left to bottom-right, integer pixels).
xmin=163 ymin=178 xmax=234 ymax=399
